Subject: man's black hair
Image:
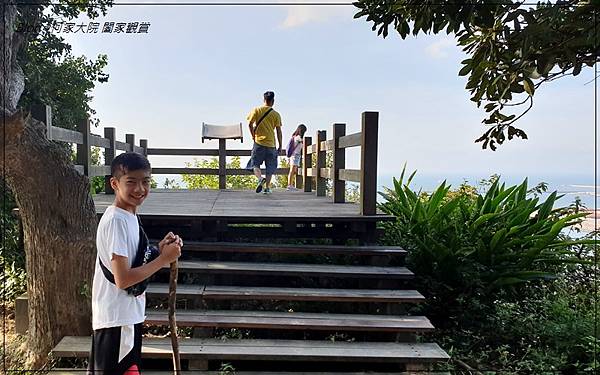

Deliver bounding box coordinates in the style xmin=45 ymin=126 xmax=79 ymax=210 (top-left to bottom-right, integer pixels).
xmin=264 ymin=91 xmax=275 ymax=102
xmin=111 ymin=152 xmax=151 ymax=179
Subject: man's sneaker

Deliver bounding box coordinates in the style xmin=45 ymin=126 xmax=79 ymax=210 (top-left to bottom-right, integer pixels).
xmin=255 ymin=177 xmax=266 ymax=193
xmin=263 ymin=188 xmax=272 ymax=195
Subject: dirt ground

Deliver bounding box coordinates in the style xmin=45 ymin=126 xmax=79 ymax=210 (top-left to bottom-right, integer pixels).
xmin=1 ymin=304 xmax=29 ymax=370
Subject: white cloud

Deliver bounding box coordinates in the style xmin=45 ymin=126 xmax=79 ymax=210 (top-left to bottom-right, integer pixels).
xmin=425 ymin=37 xmax=456 ymax=59
xmin=279 ymin=2 xmax=351 ymax=29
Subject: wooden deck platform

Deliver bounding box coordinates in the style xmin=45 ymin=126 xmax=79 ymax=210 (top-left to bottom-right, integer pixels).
xmin=93 ymin=189 xmax=391 ymax=222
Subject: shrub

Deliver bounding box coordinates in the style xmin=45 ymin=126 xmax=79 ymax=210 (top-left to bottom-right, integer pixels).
xmin=378 ymin=168 xmax=590 ymax=327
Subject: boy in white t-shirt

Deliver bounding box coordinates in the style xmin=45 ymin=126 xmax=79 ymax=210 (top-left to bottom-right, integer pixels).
xmin=87 ymin=152 xmax=182 ymax=375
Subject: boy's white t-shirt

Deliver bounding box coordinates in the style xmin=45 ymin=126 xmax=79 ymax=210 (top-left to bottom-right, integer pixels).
xmin=92 ymin=205 xmax=146 ymax=330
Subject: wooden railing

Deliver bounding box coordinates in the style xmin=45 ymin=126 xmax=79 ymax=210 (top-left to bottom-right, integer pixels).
xmin=32 ymin=104 xmax=378 ymax=215
xmin=302 ymin=112 xmax=378 ymax=215
xmin=32 ymin=104 xmax=148 ymax=194
xmin=146 ymin=146 xmax=288 ymax=190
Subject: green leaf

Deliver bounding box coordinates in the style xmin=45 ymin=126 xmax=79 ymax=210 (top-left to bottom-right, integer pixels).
xmin=471 ymin=212 xmax=499 ymax=229
xmin=523 ymin=78 xmax=535 ymax=96
xmin=458 ymin=64 xmax=471 ymax=76
xmin=490 ymin=228 xmax=507 ymax=251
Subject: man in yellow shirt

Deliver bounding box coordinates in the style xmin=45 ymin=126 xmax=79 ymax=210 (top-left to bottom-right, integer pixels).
xmin=247 ymin=91 xmax=283 ymax=194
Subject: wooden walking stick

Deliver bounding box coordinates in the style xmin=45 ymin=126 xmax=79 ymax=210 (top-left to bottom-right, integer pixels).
xmin=168 ymin=260 xmax=181 ymax=374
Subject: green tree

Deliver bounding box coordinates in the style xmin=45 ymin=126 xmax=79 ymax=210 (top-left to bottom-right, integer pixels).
xmin=182 ymin=157 xmax=257 ymax=189
xmin=2 ymin=0 xmax=112 ymax=367
xmin=17 ymin=1 xmax=111 ymax=130
xmin=353 ymin=0 xmax=599 ymax=150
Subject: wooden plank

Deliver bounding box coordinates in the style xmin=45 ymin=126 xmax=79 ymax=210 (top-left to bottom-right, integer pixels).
xmin=53 ymin=337 xmax=450 ymax=362
xmin=145 ymin=310 xmax=434 ymax=332
xmin=146 ymin=283 xmax=424 ymax=303
xmin=140 ymin=139 xmax=148 ymax=156
xmin=179 ymin=242 xmax=406 ymax=256
xmin=227 ymin=149 xmax=251 ymax=156
xmin=104 ymin=128 xmax=116 ymax=194
xmin=227 ymin=168 xmax=288 ymax=175
xmin=115 ymin=140 xmax=131 ymax=151
xmin=52 ymin=371 xmax=445 ymax=375
xmin=320 ymin=167 xmax=332 ymax=179
xmin=133 ymin=145 xmax=145 ymax=154
xmin=152 ymin=168 xmax=219 ymax=175
xmin=51 ymin=126 xmax=83 ymax=144
xmin=15 ymin=293 xmax=28 ymax=334
xmin=332 ymin=123 xmax=346 ymax=203
xmin=89 ymin=165 xmax=111 ymax=177
xmin=148 ymin=148 xmax=220 ymax=156
xmin=90 ymin=134 xmax=110 ymax=148
xmin=126 ymin=134 xmax=136 ymax=155
xmin=53 ymin=372 xmax=447 ymax=375
xmin=320 ymin=139 xmax=334 ymax=151
xmin=339 ymin=132 xmax=362 ymax=149
xmin=146 ymin=283 xmax=205 ymax=297
xmin=204 ymin=286 xmax=424 ymax=302
xmin=340 ymin=169 xmax=361 ymax=182
xmin=31 ymin=103 xmax=53 ymax=140
xmin=202 ymin=286 xmax=424 ymax=303
xmin=145 ymin=149 xmax=264 ymax=157
xmin=93 ymin=189 xmax=393 ymax=219
xmin=360 ymin=112 xmax=378 ymax=216
xmin=303 ymin=136 xmax=313 ymax=192
xmin=171 ymin=261 xmax=413 ymax=279
xmin=218 ymin=139 xmax=226 ymax=189
xmin=76 ymin=118 xmax=91 ymax=176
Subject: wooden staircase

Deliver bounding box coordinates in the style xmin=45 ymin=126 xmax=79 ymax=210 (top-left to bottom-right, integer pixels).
xmin=53 ymin=241 xmax=449 ymax=373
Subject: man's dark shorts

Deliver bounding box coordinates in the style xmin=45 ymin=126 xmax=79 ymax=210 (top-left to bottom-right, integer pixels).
xmin=247 ymin=143 xmax=278 ymax=175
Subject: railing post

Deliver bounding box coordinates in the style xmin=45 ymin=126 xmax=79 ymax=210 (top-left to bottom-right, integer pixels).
xmin=104 ymin=127 xmax=116 ymax=194
xmin=360 ymin=112 xmax=379 ymax=216
xmin=219 ymin=139 xmax=226 ymax=190
xmin=315 ymin=130 xmax=327 ymax=197
xmin=302 ymin=136 xmax=312 ymax=192
xmin=295 ymin=169 xmax=303 ymax=189
xmin=126 ymin=134 xmax=135 ymax=153
xmin=77 ymin=117 xmax=91 ymax=176
xmin=31 ymin=103 xmax=52 ymax=140
xmin=140 ymin=139 xmax=148 ymax=157
xmin=332 ymin=123 xmax=346 ymax=203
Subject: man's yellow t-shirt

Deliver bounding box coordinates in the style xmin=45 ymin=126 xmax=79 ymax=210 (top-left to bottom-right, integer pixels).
xmin=247 ymin=105 xmax=282 ymax=148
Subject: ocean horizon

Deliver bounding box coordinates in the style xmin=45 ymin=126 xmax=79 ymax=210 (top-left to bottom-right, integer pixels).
xmin=152 ymin=172 xmax=598 ymax=210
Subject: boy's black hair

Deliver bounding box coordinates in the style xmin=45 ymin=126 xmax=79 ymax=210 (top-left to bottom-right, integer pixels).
xmin=111 ymin=152 xmax=151 ymax=179
xmin=264 ymin=91 xmax=275 ymax=102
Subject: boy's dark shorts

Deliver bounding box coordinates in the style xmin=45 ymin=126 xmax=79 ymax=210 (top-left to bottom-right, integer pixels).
xmin=87 ymin=323 xmax=142 ymax=375
xmin=246 ymin=143 xmax=278 ymax=175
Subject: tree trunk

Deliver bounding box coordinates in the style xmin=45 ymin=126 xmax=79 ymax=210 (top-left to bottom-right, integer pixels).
xmin=2 ymin=3 xmax=96 ymax=367
xmin=2 ymin=111 xmax=97 ymax=368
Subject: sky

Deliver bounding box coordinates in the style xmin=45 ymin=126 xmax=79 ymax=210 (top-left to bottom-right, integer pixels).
xmin=60 ymin=0 xmax=597 ymax=190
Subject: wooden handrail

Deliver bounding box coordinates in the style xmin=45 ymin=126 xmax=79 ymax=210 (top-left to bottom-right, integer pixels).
xmin=300 ymin=112 xmax=378 ymax=215
xmin=31 ymin=104 xmax=379 ymax=215
xmin=339 ymin=132 xmax=362 ymax=149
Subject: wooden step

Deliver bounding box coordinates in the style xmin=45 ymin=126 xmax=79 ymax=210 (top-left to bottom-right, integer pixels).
xmin=145 ymin=309 xmax=434 ymax=332
xmin=146 ymin=284 xmax=425 ymax=303
xmin=171 ymin=261 xmax=413 ymax=279
xmin=179 ymin=241 xmax=407 ymax=256
xmin=54 ymin=336 xmax=450 ymax=363
xmin=147 ymin=283 xmax=205 ymax=298
xmin=50 ymin=372 xmax=429 ymax=375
